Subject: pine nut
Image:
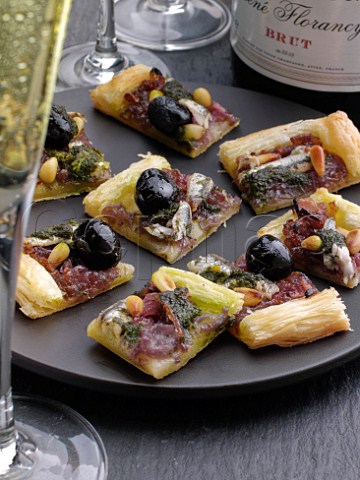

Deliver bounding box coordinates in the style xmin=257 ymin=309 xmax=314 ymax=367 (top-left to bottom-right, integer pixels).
xmin=48 ymin=242 xmax=70 ymax=267
xmin=301 ymin=235 xmax=322 ymax=251
xmin=182 ymin=123 xmax=205 ymax=140
xmin=310 ymin=145 xmax=325 ymax=176
xmin=125 ymin=295 xmax=144 ymax=317
xmin=193 ymin=88 xmax=212 ymax=108
xmin=346 ymin=229 xmax=360 ymax=254
xmin=149 ymin=89 xmax=164 ymax=102
xmin=38 ymin=157 xmax=58 ymax=184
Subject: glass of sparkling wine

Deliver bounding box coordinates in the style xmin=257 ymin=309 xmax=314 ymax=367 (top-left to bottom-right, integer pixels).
xmin=0 ymin=1 xmax=107 ymax=479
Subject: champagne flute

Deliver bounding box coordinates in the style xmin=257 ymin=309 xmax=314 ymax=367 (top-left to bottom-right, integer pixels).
xmin=0 ymin=1 xmax=107 ymax=478
xmin=114 ymin=0 xmax=231 ymax=51
xmin=57 ymin=0 xmax=169 ymax=91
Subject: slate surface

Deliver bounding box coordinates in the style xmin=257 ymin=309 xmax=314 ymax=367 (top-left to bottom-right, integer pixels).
xmin=12 ymin=1 xmax=360 ymax=479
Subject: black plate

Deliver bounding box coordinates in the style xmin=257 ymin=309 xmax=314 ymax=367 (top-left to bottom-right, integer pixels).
xmin=12 ymin=84 xmax=360 ymax=398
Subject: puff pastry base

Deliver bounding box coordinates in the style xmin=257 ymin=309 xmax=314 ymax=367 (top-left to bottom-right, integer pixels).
xmin=34 ymin=112 xmax=111 ymax=202
xmin=90 ymin=64 xmax=240 ymax=158
xmin=237 ymin=287 xmax=350 ymax=349
xmin=83 ymin=153 xmax=241 ymax=264
xmin=186 ymin=253 xmax=351 ymax=349
xmin=87 ymin=266 xmax=244 ymax=379
xmin=17 ymin=252 xmax=134 ymax=319
xmin=258 ymin=188 xmax=360 ymax=288
xmin=34 ymin=177 xmax=109 ymax=202
xmin=219 ymin=111 xmax=360 ymax=213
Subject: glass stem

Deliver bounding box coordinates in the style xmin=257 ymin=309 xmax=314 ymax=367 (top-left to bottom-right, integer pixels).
xmin=147 ymin=0 xmax=187 ymax=13
xmin=85 ymin=0 xmax=126 ymax=71
xmin=0 ymin=391 xmax=16 ymax=472
xmin=0 ymin=199 xmax=27 ymax=470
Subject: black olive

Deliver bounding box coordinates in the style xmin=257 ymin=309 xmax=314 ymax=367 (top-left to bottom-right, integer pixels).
xmin=246 ymin=234 xmax=294 ymax=281
xmin=135 ymin=168 xmax=179 ymax=216
xmin=45 ymin=105 xmax=77 ymax=149
xmin=148 ymin=96 xmax=191 ymax=135
xmin=73 ymin=219 xmax=122 ymax=270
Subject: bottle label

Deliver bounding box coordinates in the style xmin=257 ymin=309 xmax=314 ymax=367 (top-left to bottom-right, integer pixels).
xmin=231 ymin=0 xmax=360 ymax=92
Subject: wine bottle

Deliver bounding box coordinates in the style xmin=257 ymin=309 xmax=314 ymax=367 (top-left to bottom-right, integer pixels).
xmin=230 ymin=0 xmax=360 ymax=127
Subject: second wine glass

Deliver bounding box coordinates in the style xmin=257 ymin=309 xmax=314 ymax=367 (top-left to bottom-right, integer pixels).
xmin=57 ymin=0 xmax=169 ymax=91
xmin=114 ymin=0 xmax=232 ymax=51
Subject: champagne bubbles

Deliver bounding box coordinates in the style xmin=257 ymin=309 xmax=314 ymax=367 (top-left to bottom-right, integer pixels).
xmin=0 ymin=0 xmax=59 ymax=177
xmin=0 ymin=0 xmax=49 ymax=99
xmin=15 ymin=13 xmax=26 ymax=22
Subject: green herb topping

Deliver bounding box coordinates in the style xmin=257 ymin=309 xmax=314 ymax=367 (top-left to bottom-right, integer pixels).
xmin=163 ymin=79 xmax=192 ymax=101
xmin=240 ymin=166 xmax=310 ymax=204
xmin=317 ymin=229 xmax=346 ymax=254
xmin=122 ymin=322 xmax=141 ymax=344
xmin=48 ymin=145 xmax=105 ymax=181
xmin=31 ymin=219 xmax=79 ymax=242
xmin=159 ymin=288 xmax=200 ymax=329
xmin=201 ymin=269 xmax=259 ymax=289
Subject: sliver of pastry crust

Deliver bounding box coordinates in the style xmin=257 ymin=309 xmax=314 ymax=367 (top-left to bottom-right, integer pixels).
xmin=219 ymin=111 xmax=360 ymax=214
xmin=34 ymin=105 xmax=112 ymax=202
xmin=258 ymin=188 xmax=360 ymax=288
xmin=90 ymin=64 xmax=240 ymax=158
xmin=238 ymin=287 xmax=350 ymax=349
xmin=187 ymin=253 xmax=351 ymax=349
xmin=17 ymin=219 xmax=134 ymax=319
xmin=87 ymin=266 xmax=244 ymax=379
xmin=83 ymin=153 xmax=241 ymax=264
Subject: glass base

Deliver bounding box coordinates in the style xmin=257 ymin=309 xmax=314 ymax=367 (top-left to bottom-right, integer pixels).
xmin=56 ymin=41 xmax=170 ymax=91
xmin=114 ymin=0 xmax=231 ymax=51
xmin=1 ymin=395 xmax=107 ymax=479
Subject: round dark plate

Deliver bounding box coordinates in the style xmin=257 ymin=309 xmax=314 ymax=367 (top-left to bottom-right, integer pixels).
xmin=11 ymin=84 xmax=360 ymax=398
